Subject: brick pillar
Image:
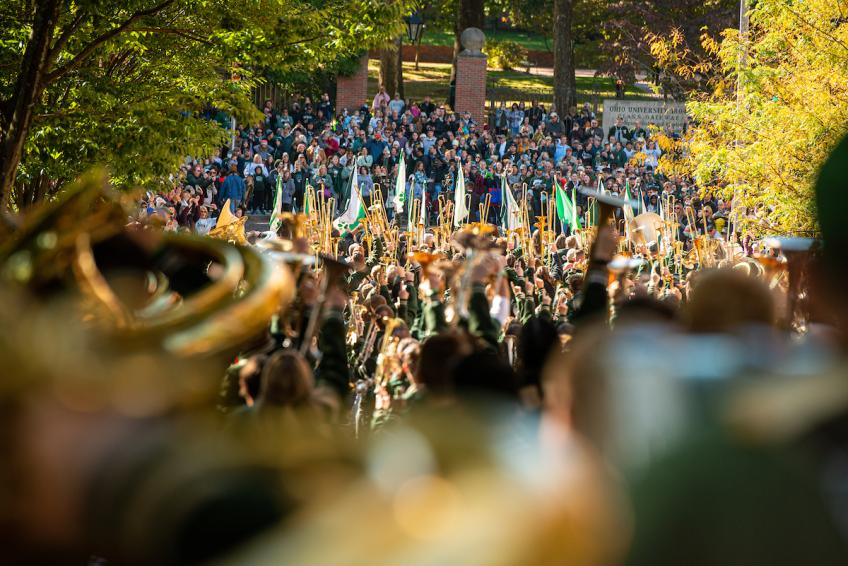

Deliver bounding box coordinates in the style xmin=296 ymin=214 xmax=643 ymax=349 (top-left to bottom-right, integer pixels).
xmin=336 ymin=54 xmax=369 ymax=114
xmin=454 ymin=53 xmax=487 ymax=126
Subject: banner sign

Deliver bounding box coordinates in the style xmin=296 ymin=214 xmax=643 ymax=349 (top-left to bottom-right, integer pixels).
xmin=602 ymin=99 xmax=688 ymax=136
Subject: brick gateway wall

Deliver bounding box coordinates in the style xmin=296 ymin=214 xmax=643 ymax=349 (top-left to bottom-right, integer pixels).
xmin=454 ymin=54 xmax=487 ymax=126
xmin=335 ymin=53 xmax=369 ymax=113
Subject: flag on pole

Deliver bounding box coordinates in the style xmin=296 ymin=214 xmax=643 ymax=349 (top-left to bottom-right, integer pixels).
xmin=501 ymin=174 xmax=521 ymax=231
xmin=408 ymin=175 xmax=416 ymax=229
xmin=588 ymin=176 xmax=604 ymax=226
xmin=553 ymin=177 xmax=574 ymax=227
xmin=571 ymin=183 xmax=582 ymax=230
xmin=393 ymin=154 xmax=406 ymax=215
xmin=453 ymin=164 xmax=469 ymax=227
xmin=623 ymin=179 xmax=635 ymax=223
xmin=419 ymin=184 xmax=427 ymax=227
xmin=333 ymin=167 xmax=366 ymax=233
xmin=269 ymin=174 xmax=284 ymax=232
xmin=304 ymin=185 xmax=312 ymax=216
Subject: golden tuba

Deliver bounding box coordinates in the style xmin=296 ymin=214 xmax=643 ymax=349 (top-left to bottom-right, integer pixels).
xmin=0 ymin=171 xmax=294 ymax=358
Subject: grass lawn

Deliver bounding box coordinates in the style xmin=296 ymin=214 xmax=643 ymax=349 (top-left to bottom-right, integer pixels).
xmin=420 ymin=28 xmax=603 ymax=68
xmin=367 ymin=61 xmax=655 ymax=114
xmin=421 ymin=28 xmax=552 ymax=52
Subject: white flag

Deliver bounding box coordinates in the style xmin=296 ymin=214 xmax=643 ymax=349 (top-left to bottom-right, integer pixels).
xmin=453 ymin=164 xmax=469 ymax=227
xmin=333 ymin=167 xmax=365 ymax=233
xmin=393 ymin=154 xmax=406 ymax=215
xmin=502 ymin=175 xmax=521 ymax=231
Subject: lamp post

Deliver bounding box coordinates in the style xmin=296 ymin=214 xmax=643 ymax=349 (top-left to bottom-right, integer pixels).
xmin=405 ymin=12 xmax=425 ymax=70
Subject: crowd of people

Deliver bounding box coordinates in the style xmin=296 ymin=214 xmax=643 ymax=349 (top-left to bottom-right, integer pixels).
xmin=6 ymin=92 xmax=848 ymax=565
xmin=154 ymin=92 xmax=714 ymax=243
xmin=138 ymin=94 xmax=846 ymax=563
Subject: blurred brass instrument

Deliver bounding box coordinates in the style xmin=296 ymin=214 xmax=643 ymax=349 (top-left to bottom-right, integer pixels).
xmin=209 ymin=199 xmax=248 ymax=245
xmin=408 ymin=250 xmax=441 ymax=273
xmin=627 ymin=212 xmax=664 ymax=248
xmin=1 ymin=172 xmax=294 ymax=358
xmin=374 ymin=318 xmax=405 ymax=388
xmin=281 ymin=211 xmax=308 ymax=240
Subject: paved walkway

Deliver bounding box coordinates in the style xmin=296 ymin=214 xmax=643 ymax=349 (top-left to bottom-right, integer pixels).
xmin=525 ymin=66 xmax=656 ymax=95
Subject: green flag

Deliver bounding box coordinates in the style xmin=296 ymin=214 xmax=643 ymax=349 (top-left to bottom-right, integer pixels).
xmin=554 ymin=176 xmax=571 ymax=224
xmin=555 ymin=177 xmax=582 ymax=230
xmin=269 ymin=173 xmax=284 ymax=232
xmin=571 ymin=183 xmax=582 ymax=230
xmin=304 ymin=183 xmax=312 ymax=216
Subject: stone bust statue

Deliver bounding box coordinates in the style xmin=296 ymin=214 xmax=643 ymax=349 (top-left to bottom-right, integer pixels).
xmin=459 ymin=27 xmax=485 ymax=57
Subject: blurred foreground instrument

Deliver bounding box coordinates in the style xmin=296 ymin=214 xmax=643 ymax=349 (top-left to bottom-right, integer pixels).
xmin=0 ymin=172 xmax=295 ymax=358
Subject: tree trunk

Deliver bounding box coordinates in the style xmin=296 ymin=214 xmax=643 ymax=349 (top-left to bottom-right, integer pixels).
xmin=379 ymin=37 xmax=405 ymax=100
xmin=395 ymin=36 xmax=404 ymax=100
xmin=0 ymin=0 xmax=61 ymax=212
xmin=553 ymin=0 xmax=577 ymax=117
xmin=450 ymin=0 xmax=485 ymax=107
xmin=379 ymin=44 xmax=398 ymax=97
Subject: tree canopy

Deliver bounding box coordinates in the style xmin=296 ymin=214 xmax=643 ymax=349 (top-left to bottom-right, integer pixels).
xmin=600 ymin=0 xmax=737 ymax=88
xmin=649 ymin=0 xmax=848 ymax=237
xmin=0 ymin=0 xmax=414 ymax=210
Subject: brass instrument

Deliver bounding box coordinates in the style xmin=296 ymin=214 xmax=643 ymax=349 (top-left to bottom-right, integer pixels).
xmin=434 ymin=195 xmax=454 ymax=250
xmin=546 ymin=193 xmax=557 ymax=264
xmin=374 ymin=318 xmax=406 ymax=388
xmin=533 ymin=216 xmax=546 ymax=260
xmin=408 ymin=250 xmax=441 ymax=273
xmin=463 ymin=192 xmax=472 ymax=228
xmin=627 ymin=212 xmax=664 ymax=248
xmin=1 ymin=172 xmax=294 ymax=358
xmin=683 ymin=205 xmax=702 ymax=268
xmin=408 ymin=198 xmax=421 ymax=248
xmin=479 ymin=193 xmax=492 ymax=227
xmin=208 ymin=199 xmax=248 ymax=245
xmin=347 ymin=294 xmax=365 ymax=347
xmin=661 ymin=193 xmax=676 ymax=249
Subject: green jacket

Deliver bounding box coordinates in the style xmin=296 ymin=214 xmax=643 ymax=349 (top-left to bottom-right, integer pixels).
xmin=422 ymin=294 xmax=447 ymax=338
xmin=314 ymin=308 xmax=350 ymax=399
xmin=468 ymin=283 xmax=500 ymax=349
